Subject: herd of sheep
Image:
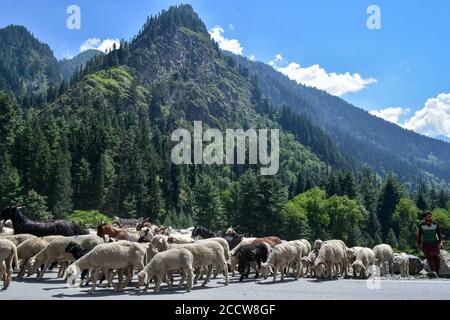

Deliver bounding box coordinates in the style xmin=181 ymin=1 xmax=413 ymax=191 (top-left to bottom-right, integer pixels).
xmin=0 ymin=207 xmax=420 ymax=293
xmin=0 ymin=216 xmax=414 ymax=295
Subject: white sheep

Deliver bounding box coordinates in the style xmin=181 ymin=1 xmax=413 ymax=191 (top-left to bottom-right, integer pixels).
xmin=150 ymin=235 xmax=229 ymax=287
xmin=0 ymin=239 xmax=18 ymax=290
xmin=287 ymin=240 xmax=308 ymax=276
xmin=137 ymin=248 xmax=194 ymax=293
xmin=373 ymin=244 xmax=394 ymax=276
xmin=323 ymin=239 xmax=349 ymax=276
xmin=301 ymin=250 xmax=317 ymax=277
xmin=261 ymin=242 xmax=303 ymax=282
xmin=393 ymin=252 xmax=409 ymax=277
xmin=196 ymin=237 xmax=230 ymax=278
xmin=347 ymin=246 xmax=364 ymax=263
xmin=299 ymin=239 xmax=311 ymax=256
xmin=167 ymin=235 xmax=195 ymax=244
xmin=0 ymin=221 xmax=14 ymax=235
xmin=0 ymin=234 xmax=37 ymax=246
xmin=346 ymin=246 xmax=364 ymax=272
xmin=313 ymin=240 xmax=323 ymax=255
xmin=313 ymin=241 xmax=348 ymax=279
xmin=29 ymin=235 xmax=103 ymax=281
xmin=16 ymin=237 xmax=49 ymax=278
xmin=351 ymin=248 xmax=376 ymax=279
xmin=66 ymin=241 xmax=147 ymax=293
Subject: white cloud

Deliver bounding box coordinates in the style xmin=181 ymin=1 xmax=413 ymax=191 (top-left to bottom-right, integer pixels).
xmin=403 ymin=93 xmax=450 ymax=138
xmin=249 ymin=55 xmax=256 ymax=61
xmin=370 ymin=107 xmax=410 ymax=124
xmin=269 ymin=55 xmax=377 ymax=97
xmin=209 ymin=26 xmax=243 ymax=55
xmin=229 ymin=24 xmax=235 ymax=31
xmin=80 ymin=38 xmax=120 ymax=53
xmin=269 ymin=54 xmax=284 ymax=67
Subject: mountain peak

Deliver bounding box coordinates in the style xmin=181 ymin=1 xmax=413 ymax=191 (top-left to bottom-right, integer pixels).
xmin=137 ymin=4 xmax=208 ymax=41
xmin=0 ymin=24 xmax=60 ymax=97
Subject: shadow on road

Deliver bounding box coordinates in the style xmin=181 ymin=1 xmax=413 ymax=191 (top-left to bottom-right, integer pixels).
xmin=256 ymin=278 xmax=299 ymax=285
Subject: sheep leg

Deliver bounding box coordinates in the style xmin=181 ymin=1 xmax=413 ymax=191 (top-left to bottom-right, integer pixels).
xmin=202 ymin=265 xmax=213 ymax=287
xmin=104 ymin=269 xmax=117 ymax=290
xmin=186 ymin=268 xmax=194 ymax=292
xmin=37 ymin=263 xmax=50 ymax=281
xmin=166 ymin=271 xmax=173 ymax=290
xmin=3 ymin=256 xmax=12 ymax=289
xmin=213 ymin=267 xmax=220 ymax=279
xmin=179 ymin=271 xmax=186 ymax=287
xmin=273 ymin=266 xmax=277 ymax=283
xmin=89 ymin=269 xmax=102 ymax=294
xmin=223 ymin=263 xmax=229 ymax=286
xmin=144 ymin=275 xmax=150 ymax=292
xmin=58 ymin=261 xmax=68 ymax=279
xmin=120 ymin=267 xmax=133 ymax=291
xmin=56 ymin=262 xmax=63 ymax=278
xmin=18 ymin=260 xmax=27 ymax=279
xmin=194 ymin=268 xmax=201 ymax=285
xmin=0 ymin=265 xmax=4 ymax=290
xmin=155 ymin=274 xmax=162 ymax=293
xmin=326 ymin=263 xmax=332 ymax=280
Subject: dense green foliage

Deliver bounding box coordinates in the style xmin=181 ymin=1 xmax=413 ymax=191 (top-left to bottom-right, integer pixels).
xmin=0 ymin=25 xmax=61 ymax=98
xmin=65 ymin=210 xmax=112 ymax=228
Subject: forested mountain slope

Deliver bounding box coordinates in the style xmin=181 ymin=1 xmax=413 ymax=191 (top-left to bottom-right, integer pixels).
xmin=0 ymin=25 xmax=61 ymax=97
xmin=231 ymin=54 xmax=450 ymax=189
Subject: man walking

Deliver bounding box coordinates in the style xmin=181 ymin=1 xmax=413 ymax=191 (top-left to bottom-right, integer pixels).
xmin=417 ymin=210 xmax=444 ymax=277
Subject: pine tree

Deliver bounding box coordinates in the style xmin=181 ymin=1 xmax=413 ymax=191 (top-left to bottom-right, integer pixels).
xmin=386 ymin=229 xmax=399 ymax=249
xmin=438 ymin=190 xmax=449 ymax=209
xmin=366 ymin=210 xmax=383 ymax=246
xmin=326 ymin=172 xmax=340 ymax=197
xmin=19 ymin=190 xmax=53 ymax=222
xmin=348 ymin=226 xmax=363 ymax=247
xmin=257 ymin=176 xmax=288 ymax=236
xmin=416 ymin=192 xmax=428 ymax=211
xmin=49 ymin=138 xmax=73 ymax=218
xmin=194 ymin=174 xmax=226 ymax=230
xmin=237 ymin=170 xmax=260 ymax=235
xmin=358 ymin=167 xmax=378 ymax=215
xmin=295 ymin=173 xmax=306 ymax=196
xmin=0 ymin=153 xmax=21 ymax=209
xmin=377 ymin=174 xmax=403 ymax=239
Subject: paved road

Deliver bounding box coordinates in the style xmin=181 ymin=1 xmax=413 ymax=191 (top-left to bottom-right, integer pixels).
xmin=1 ymin=270 xmax=450 ymax=300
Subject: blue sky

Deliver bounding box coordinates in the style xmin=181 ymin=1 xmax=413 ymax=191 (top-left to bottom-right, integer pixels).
xmin=1 ymin=0 xmax=449 ymax=139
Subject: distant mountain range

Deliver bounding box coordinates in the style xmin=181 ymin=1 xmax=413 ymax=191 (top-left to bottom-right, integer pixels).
xmin=230 ymin=54 xmax=450 ymax=188
xmin=0 ymin=5 xmax=448 ymax=192
xmin=59 ymin=49 xmax=103 ymax=81
xmin=436 ymin=135 xmax=450 ymax=143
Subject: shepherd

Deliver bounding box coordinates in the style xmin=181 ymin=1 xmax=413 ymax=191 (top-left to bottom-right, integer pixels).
xmin=417 ymin=210 xmax=444 ymax=277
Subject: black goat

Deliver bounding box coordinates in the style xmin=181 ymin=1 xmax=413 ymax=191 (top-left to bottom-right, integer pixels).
xmin=0 ymin=206 xmax=89 ymax=237
xmin=191 ymin=226 xmax=217 ymax=239
xmin=65 ymin=242 xmax=107 ymax=286
xmin=65 ymin=242 xmax=90 ymax=284
xmin=236 ymin=243 xmax=270 ymax=282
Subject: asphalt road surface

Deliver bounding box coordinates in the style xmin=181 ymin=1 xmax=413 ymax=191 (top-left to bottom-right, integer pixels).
xmin=1 ymin=270 xmax=450 ymax=300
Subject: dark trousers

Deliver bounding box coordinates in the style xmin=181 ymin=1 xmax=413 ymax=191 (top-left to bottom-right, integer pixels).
xmin=422 ymin=243 xmax=441 ymax=273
